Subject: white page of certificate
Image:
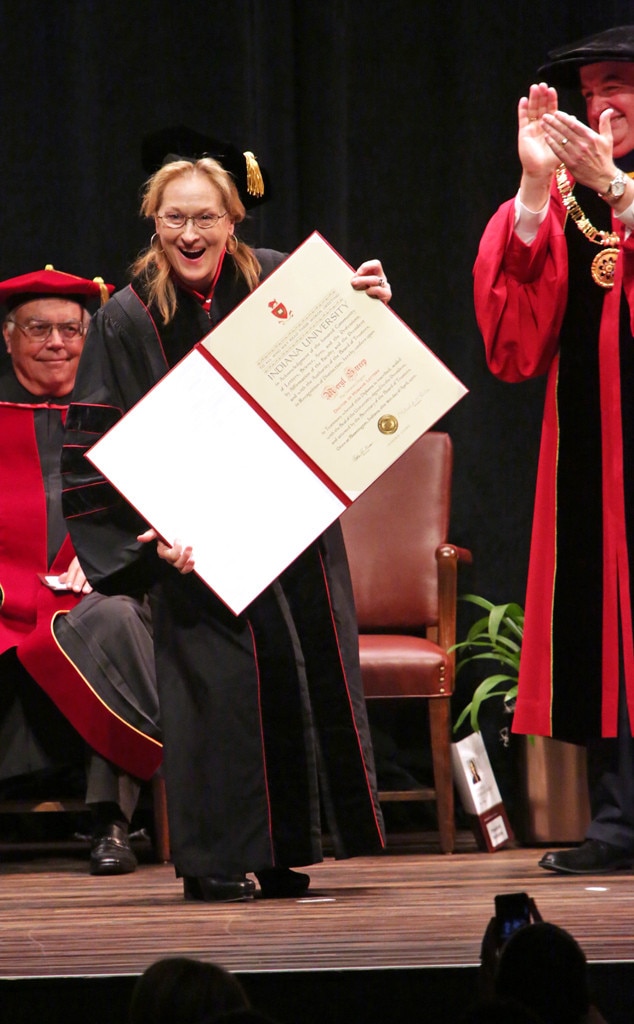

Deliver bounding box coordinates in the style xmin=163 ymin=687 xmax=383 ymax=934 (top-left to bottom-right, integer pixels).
xmin=88 ymin=232 xmax=467 ymax=614
xmin=87 ymin=347 xmax=346 ymax=614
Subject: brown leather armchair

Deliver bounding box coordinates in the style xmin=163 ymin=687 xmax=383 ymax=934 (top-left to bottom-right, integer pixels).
xmin=340 ymin=431 xmax=472 ymax=854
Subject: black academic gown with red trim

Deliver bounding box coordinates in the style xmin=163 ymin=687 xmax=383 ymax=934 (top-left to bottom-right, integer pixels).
xmin=62 ymin=250 xmax=385 ymax=876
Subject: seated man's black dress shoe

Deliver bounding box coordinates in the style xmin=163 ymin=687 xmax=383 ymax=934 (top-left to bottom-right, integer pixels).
xmin=183 ymin=875 xmax=256 ymax=902
xmin=90 ymin=822 xmax=138 ymax=876
xmin=538 ymin=838 xmax=634 ymax=875
xmin=255 ymin=868 xmax=310 ymax=898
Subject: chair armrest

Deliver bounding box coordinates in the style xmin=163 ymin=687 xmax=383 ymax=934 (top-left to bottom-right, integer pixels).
xmin=435 ymin=543 xmax=473 ymax=663
xmin=440 ymin=543 xmax=472 ymax=567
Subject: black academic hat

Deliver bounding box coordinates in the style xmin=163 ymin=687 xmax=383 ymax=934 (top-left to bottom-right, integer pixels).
xmin=141 ymin=125 xmax=271 ymax=209
xmin=538 ymin=25 xmax=634 ymax=89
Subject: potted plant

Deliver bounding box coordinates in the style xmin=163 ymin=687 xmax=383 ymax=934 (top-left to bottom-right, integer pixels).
xmin=448 ymin=594 xmax=524 ymax=847
xmin=451 ymin=594 xmax=524 ymax=735
xmin=451 ymin=594 xmax=590 ymax=843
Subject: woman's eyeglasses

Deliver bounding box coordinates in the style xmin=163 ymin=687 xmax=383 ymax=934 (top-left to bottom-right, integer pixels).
xmin=156 ymin=212 xmax=228 ymax=231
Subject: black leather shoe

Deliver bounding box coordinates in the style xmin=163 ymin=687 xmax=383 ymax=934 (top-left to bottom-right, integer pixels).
xmin=90 ymin=822 xmax=138 ymax=876
xmin=255 ymin=868 xmax=310 ymax=898
xmin=183 ymin=875 xmax=256 ymax=902
xmin=538 ymin=839 xmax=634 ymax=875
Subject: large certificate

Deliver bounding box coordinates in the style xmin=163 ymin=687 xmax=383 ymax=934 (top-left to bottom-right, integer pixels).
xmin=88 ymin=232 xmax=467 ymax=614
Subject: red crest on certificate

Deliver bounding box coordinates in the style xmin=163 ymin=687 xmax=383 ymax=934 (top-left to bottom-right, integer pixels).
xmin=268 ymin=299 xmax=290 ymax=319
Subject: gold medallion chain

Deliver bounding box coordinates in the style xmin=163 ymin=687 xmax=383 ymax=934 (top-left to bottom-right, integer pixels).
xmin=555 ymin=163 xmax=620 ymax=288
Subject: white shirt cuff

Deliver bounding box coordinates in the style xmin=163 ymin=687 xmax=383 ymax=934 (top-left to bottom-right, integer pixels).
xmin=615 ymin=196 xmax=634 ymax=234
xmin=513 ymin=192 xmax=549 ymax=245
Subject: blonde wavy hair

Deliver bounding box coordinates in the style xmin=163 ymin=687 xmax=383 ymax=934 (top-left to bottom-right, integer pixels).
xmin=131 ymin=158 xmax=262 ymax=324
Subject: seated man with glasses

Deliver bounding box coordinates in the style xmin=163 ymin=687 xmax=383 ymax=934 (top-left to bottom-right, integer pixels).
xmin=0 ymin=267 xmax=161 ymax=874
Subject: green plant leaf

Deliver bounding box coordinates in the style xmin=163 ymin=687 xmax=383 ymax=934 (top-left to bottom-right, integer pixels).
xmin=454 ymin=646 xmax=520 ymax=674
xmin=453 ymin=594 xmax=524 ymax=733
xmin=460 ymin=594 xmax=495 ymax=612
xmin=488 ymin=603 xmax=509 ymax=643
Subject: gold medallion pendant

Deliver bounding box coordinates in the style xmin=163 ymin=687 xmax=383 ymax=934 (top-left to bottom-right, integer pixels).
xmin=591 ymin=247 xmax=619 ymax=289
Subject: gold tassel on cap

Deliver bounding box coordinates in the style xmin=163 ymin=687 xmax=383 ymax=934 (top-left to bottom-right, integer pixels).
xmin=92 ymin=276 xmax=109 ymax=306
xmin=243 ymin=150 xmax=264 ymax=198
xmin=45 ymin=264 xmax=109 ymax=305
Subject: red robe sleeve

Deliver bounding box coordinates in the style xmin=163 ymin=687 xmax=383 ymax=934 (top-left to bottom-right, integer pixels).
xmin=473 ymin=196 xmax=569 ymax=382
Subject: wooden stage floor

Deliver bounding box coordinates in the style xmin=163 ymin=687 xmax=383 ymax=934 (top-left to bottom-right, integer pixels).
xmin=1 ymin=832 xmax=634 ymax=1023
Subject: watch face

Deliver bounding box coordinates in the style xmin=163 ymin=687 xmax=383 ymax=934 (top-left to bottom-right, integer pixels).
xmin=612 ymin=175 xmax=626 ymax=197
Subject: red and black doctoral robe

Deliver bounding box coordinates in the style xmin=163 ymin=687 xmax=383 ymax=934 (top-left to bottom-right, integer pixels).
xmin=473 ymin=175 xmax=634 ymax=743
xmin=0 ymin=377 xmax=161 ymax=780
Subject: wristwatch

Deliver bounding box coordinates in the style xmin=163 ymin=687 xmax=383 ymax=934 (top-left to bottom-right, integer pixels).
xmin=599 ymin=169 xmax=628 ymax=199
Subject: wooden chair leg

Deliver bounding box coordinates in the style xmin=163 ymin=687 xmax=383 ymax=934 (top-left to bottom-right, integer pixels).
xmin=429 ymin=697 xmax=455 ymax=854
xmin=151 ymin=774 xmax=171 ymax=863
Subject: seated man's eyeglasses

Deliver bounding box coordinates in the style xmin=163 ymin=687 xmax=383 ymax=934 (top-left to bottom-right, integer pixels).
xmin=7 ymin=319 xmax=86 ymax=342
xmin=156 ymin=212 xmax=228 ymax=230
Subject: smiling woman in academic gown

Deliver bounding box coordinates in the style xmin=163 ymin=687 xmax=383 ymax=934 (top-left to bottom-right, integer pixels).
xmin=62 ymin=131 xmax=391 ymax=901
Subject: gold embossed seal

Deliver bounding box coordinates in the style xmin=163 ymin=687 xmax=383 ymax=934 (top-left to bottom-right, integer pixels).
xmin=378 ymin=414 xmax=398 ymax=435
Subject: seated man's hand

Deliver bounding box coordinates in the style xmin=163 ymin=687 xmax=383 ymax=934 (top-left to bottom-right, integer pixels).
xmin=58 ymin=556 xmax=93 ymax=594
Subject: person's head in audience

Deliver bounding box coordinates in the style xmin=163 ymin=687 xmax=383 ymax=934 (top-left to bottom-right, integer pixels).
xmin=128 ymin=956 xmax=250 ymax=1024
xmin=494 ymin=922 xmax=590 ymax=1024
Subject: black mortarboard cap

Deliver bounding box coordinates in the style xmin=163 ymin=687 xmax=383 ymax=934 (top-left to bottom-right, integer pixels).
xmin=141 ymin=125 xmax=270 ymax=209
xmin=538 ymin=25 xmax=634 ymax=88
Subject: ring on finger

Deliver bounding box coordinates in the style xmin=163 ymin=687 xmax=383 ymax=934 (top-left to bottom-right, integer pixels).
xmin=560 ymin=136 xmax=569 ymax=146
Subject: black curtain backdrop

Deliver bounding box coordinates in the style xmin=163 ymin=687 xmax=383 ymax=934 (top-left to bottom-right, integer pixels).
xmin=2 ymin=0 xmax=632 ymax=613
